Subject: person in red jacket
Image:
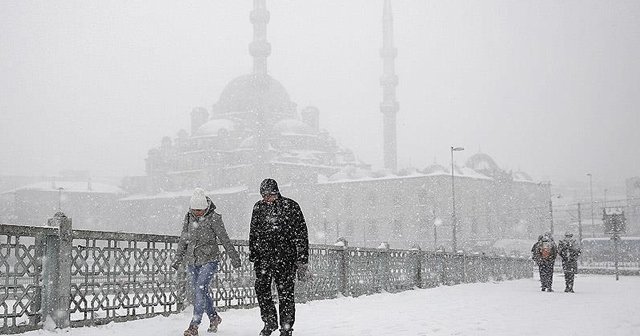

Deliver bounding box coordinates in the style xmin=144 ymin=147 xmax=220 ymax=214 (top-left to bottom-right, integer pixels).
xmin=531 ymin=233 xmax=558 ymax=292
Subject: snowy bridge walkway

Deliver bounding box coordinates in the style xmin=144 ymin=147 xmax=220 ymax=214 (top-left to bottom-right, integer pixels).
xmin=17 ymin=274 xmax=640 ymax=336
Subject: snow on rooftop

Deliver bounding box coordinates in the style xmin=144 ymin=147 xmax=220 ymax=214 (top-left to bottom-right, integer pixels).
xmin=7 ymin=181 xmax=123 ymax=194
xmin=120 ymin=185 xmax=247 ymax=201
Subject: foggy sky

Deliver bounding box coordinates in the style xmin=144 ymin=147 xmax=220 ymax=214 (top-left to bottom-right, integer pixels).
xmin=1 ymin=0 xmax=638 ymax=190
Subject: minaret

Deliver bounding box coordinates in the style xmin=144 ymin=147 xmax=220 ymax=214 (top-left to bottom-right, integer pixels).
xmin=249 ymin=0 xmax=271 ymax=75
xmin=380 ymin=0 xmax=399 ymax=171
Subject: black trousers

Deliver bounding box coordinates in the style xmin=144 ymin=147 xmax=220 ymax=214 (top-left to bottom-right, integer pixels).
xmin=538 ymin=262 xmax=554 ymax=289
xmin=563 ymin=261 xmax=578 ymax=290
xmin=254 ymin=261 xmax=297 ymax=330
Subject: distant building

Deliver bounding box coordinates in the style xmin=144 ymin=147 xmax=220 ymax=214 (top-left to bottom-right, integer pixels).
xmin=119 ymin=1 xmax=549 ymax=250
xmin=0 ymin=2 xmax=551 ymax=251
xmin=626 ymin=177 xmax=640 ymax=235
xmin=5 ymin=178 xmax=123 ymax=230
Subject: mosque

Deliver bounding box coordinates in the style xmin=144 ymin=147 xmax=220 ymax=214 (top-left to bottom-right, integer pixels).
xmin=119 ymin=0 xmax=550 ymax=251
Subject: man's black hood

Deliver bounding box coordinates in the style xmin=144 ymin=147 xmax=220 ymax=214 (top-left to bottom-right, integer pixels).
xmin=260 ymin=178 xmax=280 ymax=197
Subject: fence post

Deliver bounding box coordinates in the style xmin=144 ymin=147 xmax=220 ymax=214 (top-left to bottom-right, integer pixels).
xmin=31 ymin=233 xmax=46 ymax=327
xmin=462 ymin=252 xmax=467 ymax=283
xmin=336 ymin=238 xmax=349 ymax=296
xmin=379 ymin=242 xmax=391 ymax=291
xmin=410 ymin=245 xmax=422 ymax=288
xmin=41 ymin=212 xmax=72 ymax=329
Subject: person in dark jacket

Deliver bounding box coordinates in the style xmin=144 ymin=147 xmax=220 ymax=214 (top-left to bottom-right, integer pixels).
xmin=173 ymin=188 xmax=242 ymax=336
xmin=249 ymin=179 xmax=309 ymax=336
xmin=558 ymin=232 xmax=581 ymax=293
xmin=531 ymin=233 xmax=557 ymax=292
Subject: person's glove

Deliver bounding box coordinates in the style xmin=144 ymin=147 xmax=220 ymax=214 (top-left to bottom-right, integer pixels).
xmin=231 ymin=257 xmax=241 ymax=269
xmin=171 ymin=261 xmax=180 ymax=271
xmin=296 ymin=263 xmax=311 ymax=282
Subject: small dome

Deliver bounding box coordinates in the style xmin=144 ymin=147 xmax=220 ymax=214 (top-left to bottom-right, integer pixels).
xmin=465 ymin=153 xmax=500 ymax=173
xmin=194 ymin=119 xmax=236 ymax=137
xmin=273 ymin=119 xmax=314 ymax=135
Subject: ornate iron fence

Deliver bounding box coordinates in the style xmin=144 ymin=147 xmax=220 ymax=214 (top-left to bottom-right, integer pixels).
xmin=0 ymin=214 xmax=532 ymax=334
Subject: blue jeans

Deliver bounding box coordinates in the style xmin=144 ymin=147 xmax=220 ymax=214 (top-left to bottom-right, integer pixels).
xmin=188 ymin=261 xmax=219 ymax=326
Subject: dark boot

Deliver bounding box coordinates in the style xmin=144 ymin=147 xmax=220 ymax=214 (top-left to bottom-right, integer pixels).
xmin=207 ymin=314 xmax=222 ymax=333
xmin=184 ymin=325 xmax=199 ymax=336
xmin=279 ymin=329 xmax=293 ymax=336
xmin=259 ymin=323 xmax=279 ymax=336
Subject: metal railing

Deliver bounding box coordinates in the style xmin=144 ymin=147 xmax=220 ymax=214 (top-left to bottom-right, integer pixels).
xmin=0 ymin=213 xmax=532 ymax=334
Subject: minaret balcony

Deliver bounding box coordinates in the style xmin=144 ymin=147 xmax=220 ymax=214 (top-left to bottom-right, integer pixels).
xmin=249 ymin=41 xmax=272 ymax=57
xmin=380 ymin=101 xmax=399 ymax=114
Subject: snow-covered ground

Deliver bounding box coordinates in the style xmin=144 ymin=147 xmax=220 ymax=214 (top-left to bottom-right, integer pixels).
xmin=20 ymin=274 xmax=640 ymax=336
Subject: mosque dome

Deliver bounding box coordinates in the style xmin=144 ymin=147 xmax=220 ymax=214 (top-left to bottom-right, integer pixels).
xmin=465 ymin=153 xmax=500 ymax=173
xmin=194 ymin=119 xmax=236 ymax=137
xmin=273 ymin=119 xmax=315 ymax=135
xmin=212 ymin=73 xmax=296 ymax=121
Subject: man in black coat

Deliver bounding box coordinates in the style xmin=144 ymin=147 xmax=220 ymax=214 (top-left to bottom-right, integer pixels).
xmin=249 ymin=178 xmax=309 ymax=336
xmin=558 ymin=232 xmax=581 ymax=293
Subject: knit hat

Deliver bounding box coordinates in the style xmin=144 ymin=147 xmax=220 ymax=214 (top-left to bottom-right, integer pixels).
xmin=260 ymin=178 xmax=280 ymax=197
xmin=190 ymin=188 xmax=208 ymax=210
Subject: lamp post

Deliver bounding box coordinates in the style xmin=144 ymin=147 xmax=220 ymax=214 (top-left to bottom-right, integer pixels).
xmin=541 ymin=181 xmax=561 ymax=236
xmin=587 ymin=173 xmax=594 ymax=237
xmin=451 ymin=146 xmax=464 ymax=252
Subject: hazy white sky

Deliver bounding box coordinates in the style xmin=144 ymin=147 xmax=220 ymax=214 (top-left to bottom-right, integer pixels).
xmin=1 ymin=0 xmax=638 ymax=188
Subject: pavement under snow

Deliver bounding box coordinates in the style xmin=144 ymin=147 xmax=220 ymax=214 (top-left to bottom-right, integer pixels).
xmin=18 ymin=274 xmax=640 ymax=336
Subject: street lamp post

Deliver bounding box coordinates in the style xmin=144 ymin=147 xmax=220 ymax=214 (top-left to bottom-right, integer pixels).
xmin=587 ymin=173 xmax=594 ymax=237
xmin=541 ymin=181 xmax=562 ymax=236
xmin=451 ymin=146 xmax=464 ymax=252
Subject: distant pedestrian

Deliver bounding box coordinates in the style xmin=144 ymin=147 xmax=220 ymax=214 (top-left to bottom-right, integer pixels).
xmin=249 ymin=178 xmax=309 ymax=336
xmin=558 ymin=232 xmax=581 ymax=293
xmin=531 ymin=233 xmax=557 ymax=292
xmin=173 ymin=188 xmax=242 ymax=336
